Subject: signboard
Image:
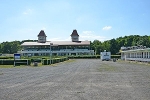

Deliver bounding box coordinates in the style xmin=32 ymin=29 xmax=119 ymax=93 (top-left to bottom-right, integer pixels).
xmin=14 ymin=53 xmax=21 ymax=60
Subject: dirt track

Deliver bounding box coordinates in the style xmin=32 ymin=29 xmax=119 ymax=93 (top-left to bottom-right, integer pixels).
xmin=0 ymin=59 xmax=150 ymax=100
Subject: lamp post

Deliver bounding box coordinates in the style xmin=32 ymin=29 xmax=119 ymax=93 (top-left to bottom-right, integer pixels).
xmin=50 ymin=43 xmax=53 ymax=65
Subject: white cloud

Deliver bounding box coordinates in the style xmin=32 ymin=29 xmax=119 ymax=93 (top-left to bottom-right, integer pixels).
xmin=80 ymin=31 xmax=108 ymax=41
xmin=48 ymin=38 xmax=65 ymax=41
xmin=48 ymin=37 xmax=70 ymax=41
xmin=102 ymin=26 xmax=112 ymax=30
xmin=41 ymin=27 xmax=46 ymax=30
xmin=48 ymin=31 xmax=110 ymax=42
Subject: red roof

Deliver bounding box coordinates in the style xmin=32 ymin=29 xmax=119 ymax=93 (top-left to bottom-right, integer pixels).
xmin=71 ymin=29 xmax=79 ymax=36
xmin=38 ymin=30 xmax=47 ymax=37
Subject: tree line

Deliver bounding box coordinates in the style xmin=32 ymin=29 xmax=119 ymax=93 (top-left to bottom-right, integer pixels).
xmin=0 ymin=40 xmax=37 ymax=54
xmin=91 ymin=35 xmax=150 ymax=54
xmin=0 ymin=35 xmax=150 ymax=55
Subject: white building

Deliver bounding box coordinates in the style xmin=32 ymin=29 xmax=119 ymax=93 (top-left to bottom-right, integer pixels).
xmin=19 ymin=30 xmax=94 ymax=56
xmin=101 ymin=50 xmax=111 ymax=61
xmin=120 ymin=46 xmax=150 ymax=62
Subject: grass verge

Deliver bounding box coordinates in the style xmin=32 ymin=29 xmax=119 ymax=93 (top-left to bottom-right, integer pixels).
xmin=98 ymin=63 xmax=117 ymax=72
xmin=0 ymin=59 xmax=72 ymax=68
xmin=0 ymin=65 xmax=28 ymax=68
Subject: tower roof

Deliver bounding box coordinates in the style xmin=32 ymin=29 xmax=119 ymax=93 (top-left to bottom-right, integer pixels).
xmin=38 ymin=30 xmax=47 ymax=37
xmin=71 ymin=29 xmax=79 ymax=36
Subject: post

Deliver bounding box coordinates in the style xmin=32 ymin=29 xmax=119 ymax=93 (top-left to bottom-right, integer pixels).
xmin=125 ymin=54 xmax=126 ymax=61
xmin=50 ymin=43 xmax=53 ymax=65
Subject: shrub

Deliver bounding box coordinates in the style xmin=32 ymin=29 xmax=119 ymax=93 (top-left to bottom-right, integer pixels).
xmin=0 ymin=56 xmax=14 ymax=59
xmin=111 ymin=55 xmax=121 ymax=59
xmin=30 ymin=59 xmax=41 ymax=63
xmin=0 ymin=59 xmax=31 ymax=65
xmin=68 ymin=55 xmax=120 ymax=59
xmin=68 ymin=55 xmax=100 ymax=59
xmin=42 ymin=57 xmax=68 ymax=65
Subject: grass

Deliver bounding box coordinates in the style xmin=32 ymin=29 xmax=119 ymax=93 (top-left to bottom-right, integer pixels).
xmin=98 ymin=63 xmax=117 ymax=72
xmin=64 ymin=59 xmax=76 ymax=63
xmin=118 ymin=59 xmax=150 ymax=67
xmin=0 ymin=65 xmax=28 ymax=68
xmin=43 ymin=59 xmax=75 ymax=67
xmin=0 ymin=59 xmax=71 ymax=68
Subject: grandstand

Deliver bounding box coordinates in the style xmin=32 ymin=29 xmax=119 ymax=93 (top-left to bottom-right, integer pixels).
xmin=19 ymin=30 xmax=94 ymax=56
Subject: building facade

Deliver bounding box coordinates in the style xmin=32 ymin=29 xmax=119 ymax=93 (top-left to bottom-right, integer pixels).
xmin=19 ymin=30 xmax=94 ymax=56
xmin=120 ymin=45 xmax=150 ymax=62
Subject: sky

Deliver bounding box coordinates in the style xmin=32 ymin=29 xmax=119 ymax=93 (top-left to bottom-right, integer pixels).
xmin=0 ymin=0 xmax=150 ymax=43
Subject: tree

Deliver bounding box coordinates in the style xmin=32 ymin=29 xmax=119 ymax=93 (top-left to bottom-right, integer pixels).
xmin=0 ymin=44 xmax=2 ymax=53
xmin=11 ymin=41 xmax=21 ymax=53
xmin=1 ymin=42 xmax=12 ymax=54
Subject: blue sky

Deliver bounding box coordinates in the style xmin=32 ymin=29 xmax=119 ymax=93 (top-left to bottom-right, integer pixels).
xmin=0 ymin=0 xmax=150 ymax=42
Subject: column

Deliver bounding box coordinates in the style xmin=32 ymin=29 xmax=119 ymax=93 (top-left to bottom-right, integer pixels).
xmin=121 ymin=53 xmax=123 ymax=59
xmin=146 ymin=52 xmax=148 ymax=58
xmin=76 ymin=53 xmax=78 ymax=56
xmin=66 ymin=53 xmax=68 ymax=56
xmin=130 ymin=53 xmax=131 ymax=58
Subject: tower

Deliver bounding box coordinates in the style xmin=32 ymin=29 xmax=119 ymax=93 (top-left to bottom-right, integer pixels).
xmin=37 ymin=30 xmax=47 ymax=43
xmin=70 ymin=29 xmax=79 ymax=42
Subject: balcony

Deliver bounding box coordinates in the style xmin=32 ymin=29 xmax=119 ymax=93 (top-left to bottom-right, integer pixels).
xmin=19 ymin=49 xmax=94 ymax=54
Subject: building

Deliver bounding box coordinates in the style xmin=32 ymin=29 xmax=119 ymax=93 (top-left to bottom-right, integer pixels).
xmin=120 ymin=45 xmax=150 ymax=62
xmin=19 ymin=30 xmax=94 ymax=56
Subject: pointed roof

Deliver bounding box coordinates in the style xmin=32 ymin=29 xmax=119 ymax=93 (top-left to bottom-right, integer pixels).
xmin=71 ymin=29 xmax=79 ymax=36
xmin=38 ymin=30 xmax=47 ymax=37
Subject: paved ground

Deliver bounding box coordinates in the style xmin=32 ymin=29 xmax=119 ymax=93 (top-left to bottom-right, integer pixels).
xmin=0 ymin=59 xmax=150 ymax=100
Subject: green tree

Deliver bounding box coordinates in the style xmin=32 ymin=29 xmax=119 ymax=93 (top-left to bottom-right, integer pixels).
xmin=11 ymin=41 xmax=21 ymax=53
xmin=0 ymin=44 xmax=2 ymax=53
xmin=1 ymin=42 xmax=12 ymax=53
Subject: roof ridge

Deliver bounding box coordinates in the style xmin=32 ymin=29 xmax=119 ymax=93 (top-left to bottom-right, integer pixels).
xmin=38 ymin=30 xmax=47 ymax=37
xmin=71 ymin=29 xmax=79 ymax=36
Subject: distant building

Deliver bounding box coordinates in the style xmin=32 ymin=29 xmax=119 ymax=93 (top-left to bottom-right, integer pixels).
xmin=38 ymin=30 xmax=47 ymax=43
xmin=120 ymin=45 xmax=150 ymax=62
xmin=71 ymin=30 xmax=79 ymax=42
xmin=19 ymin=29 xmax=94 ymax=56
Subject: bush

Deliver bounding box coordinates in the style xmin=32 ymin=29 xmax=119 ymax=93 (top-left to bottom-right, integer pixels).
xmin=42 ymin=57 xmax=68 ymax=65
xmin=0 ymin=59 xmax=31 ymax=65
xmin=0 ymin=60 xmax=14 ymax=65
xmin=68 ymin=55 xmax=100 ymax=59
xmin=0 ymin=56 xmax=14 ymax=59
xmin=30 ymin=59 xmax=41 ymax=63
xmin=67 ymin=55 xmax=121 ymax=59
xmin=111 ymin=55 xmax=121 ymax=59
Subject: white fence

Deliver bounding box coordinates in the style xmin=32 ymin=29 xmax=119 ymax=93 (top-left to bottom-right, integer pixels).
xmin=126 ymin=58 xmax=150 ymax=62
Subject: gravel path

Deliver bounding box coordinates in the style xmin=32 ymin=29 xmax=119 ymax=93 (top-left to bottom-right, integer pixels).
xmin=0 ymin=59 xmax=150 ymax=100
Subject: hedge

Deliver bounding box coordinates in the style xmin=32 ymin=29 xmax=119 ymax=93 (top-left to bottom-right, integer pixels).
xmin=42 ymin=57 xmax=69 ymax=65
xmin=111 ymin=55 xmax=121 ymax=59
xmin=30 ymin=59 xmax=41 ymax=63
xmin=68 ymin=55 xmax=100 ymax=59
xmin=68 ymin=55 xmax=121 ymax=59
xmin=0 ymin=59 xmax=31 ymax=65
xmin=0 ymin=56 xmax=14 ymax=59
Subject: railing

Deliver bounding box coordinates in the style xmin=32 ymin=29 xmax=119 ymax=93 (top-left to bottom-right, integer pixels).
xmin=125 ymin=58 xmax=150 ymax=62
xmin=19 ymin=49 xmax=94 ymax=53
